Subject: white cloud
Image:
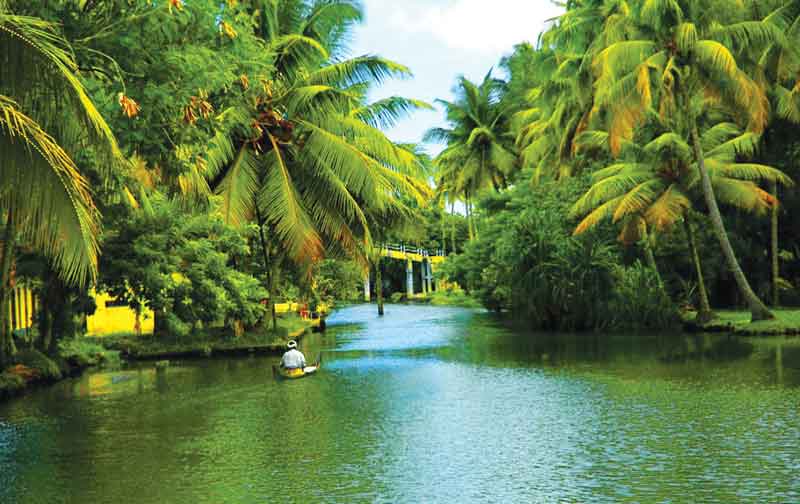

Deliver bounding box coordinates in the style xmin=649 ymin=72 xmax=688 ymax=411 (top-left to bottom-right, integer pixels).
xmin=391 ymin=0 xmax=562 ymax=53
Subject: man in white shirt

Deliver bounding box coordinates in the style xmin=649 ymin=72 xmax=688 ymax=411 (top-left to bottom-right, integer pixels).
xmin=280 ymin=340 xmax=306 ymax=369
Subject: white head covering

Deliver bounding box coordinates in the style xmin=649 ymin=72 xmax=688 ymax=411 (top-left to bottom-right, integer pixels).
xmin=287 ymin=340 xmax=298 ymax=349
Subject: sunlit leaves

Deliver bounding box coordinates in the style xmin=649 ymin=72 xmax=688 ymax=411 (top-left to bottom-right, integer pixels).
xmin=118 ymin=93 xmax=141 ymax=118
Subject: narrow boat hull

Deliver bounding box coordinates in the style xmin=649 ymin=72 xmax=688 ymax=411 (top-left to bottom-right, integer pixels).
xmin=273 ymin=363 xmax=320 ymax=380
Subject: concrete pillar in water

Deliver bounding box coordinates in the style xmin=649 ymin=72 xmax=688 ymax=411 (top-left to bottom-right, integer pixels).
xmin=406 ymin=259 xmax=414 ymax=297
xmin=363 ymin=273 xmax=370 ymax=302
xmin=426 ymin=261 xmax=434 ymax=293
xmin=421 ymin=259 xmax=428 ymax=296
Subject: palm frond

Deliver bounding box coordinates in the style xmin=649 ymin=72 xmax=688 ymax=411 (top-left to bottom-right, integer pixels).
xmin=694 ymin=40 xmax=739 ymax=78
xmin=711 ymin=21 xmax=787 ymax=53
xmin=612 ymin=179 xmax=665 ymax=222
xmin=215 ymin=145 xmax=260 ymax=226
xmin=710 ymin=161 xmax=793 ymax=187
xmin=304 ymin=56 xmax=412 ymax=88
xmin=713 ymin=178 xmax=774 ymax=215
xmin=700 ymin=122 xmax=740 ymax=152
xmin=353 ymin=97 xmax=433 ymax=130
xmin=259 ymin=134 xmax=323 ymax=263
xmin=0 ymin=95 xmax=99 ymax=285
xmin=643 ymin=132 xmax=691 ymax=161
xmin=705 ymin=132 xmax=761 ymax=160
xmin=644 ymin=184 xmax=690 ymax=231
xmin=573 ymin=195 xmax=625 ymax=235
xmin=0 ymin=14 xmax=121 ymax=167
xmin=571 ymin=166 xmax=652 ymax=217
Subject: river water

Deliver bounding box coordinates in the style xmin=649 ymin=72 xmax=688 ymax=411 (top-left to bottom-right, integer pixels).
xmin=1 ymin=304 xmax=799 ymax=503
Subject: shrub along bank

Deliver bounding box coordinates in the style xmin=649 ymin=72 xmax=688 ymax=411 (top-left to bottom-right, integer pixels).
xmin=438 ymin=176 xmax=681 ymax=331
xmin=1 ymin=343 xmax=119 ymax=400
xmin=1 ymin=314 xmax=317 ymax=401
xmin=92 ymin=314 xmax=317 ymax=360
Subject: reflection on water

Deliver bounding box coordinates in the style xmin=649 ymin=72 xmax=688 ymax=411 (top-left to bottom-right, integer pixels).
xmin=1 ymin=304 xmax=799 ymax=503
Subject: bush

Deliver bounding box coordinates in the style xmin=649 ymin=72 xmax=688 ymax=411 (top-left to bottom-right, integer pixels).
xmin=390 ymin=292 xmax=405 ymax=303
xmin=14 ymin=349 xmax=62 ymax=381
xmin=429 ymin=290 xmax=482 ymax=308
xmin=313 ymin=259 xmax=363 ymax=304
xmin=58 ymin=339 xmax=120 ymax=368
xmin=439 ymin=175 xmax=680 ymax=331
xmin=610 ymin=262 xmax=681 ymax=329
xmin=99 ymin=197 xmax=268 ymax=339
xmin=0 ymin=372 xmax=25 ymax=398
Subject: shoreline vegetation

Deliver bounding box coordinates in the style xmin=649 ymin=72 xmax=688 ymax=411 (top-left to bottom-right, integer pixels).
xmin=6 ymin=1 xmax=800 ymax=405
xmin=91 ymin=314 xmax=319 ymax=361
xmin=0 ymin=343 xmax=119 ymax=401
xmin=1 ymin=314 xmax=318 ymax=401
xmin=682 ymin=309 xmax=800 ymax=336
xmin=5 ymin=302 xmax=800 ymax=403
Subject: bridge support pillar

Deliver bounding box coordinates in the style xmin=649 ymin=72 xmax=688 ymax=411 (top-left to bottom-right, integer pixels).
xmin=421 ymin=259 xmax=428 ymax=296
xmin=406 ymin=259 xmax=414 ymax=297
xmin=426 ymin=261 xmax=434 ymax=293
xmin=363 ymin=273 xmax=370 ymax=302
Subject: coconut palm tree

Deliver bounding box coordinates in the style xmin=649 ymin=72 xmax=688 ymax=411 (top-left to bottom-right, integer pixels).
xmin=426 ymin=72 xmax=518 ymax=240
xmin=195 ymin=0 xmax=430 ymax=328
xmin=590 ymin=0 xmax=784 ymax=320
xmin=514 ymin=0 xmax=631 ymax=181
xmin=0 ymin=11 xmax=121 ymax=363
xmin=757 ymin=0 xmax=800 ymax=305
xmin=572 ymin=121 xmax=792 ymax=322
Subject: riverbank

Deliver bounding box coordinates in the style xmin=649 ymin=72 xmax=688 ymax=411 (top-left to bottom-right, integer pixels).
xmin=1 ymin=342 xmax=119 ymax=401
xmin=399 ymin=290 xmax=482 ymax=309
xmin=88 ymin=314 xmax=320 ymax=361
xmin=1 ymin=315 xmax=320 ymax=401
xmin=683 ymin=309 xmax=800 ymax=335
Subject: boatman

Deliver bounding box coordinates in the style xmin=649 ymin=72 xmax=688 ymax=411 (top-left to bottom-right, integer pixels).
xmin=280 ymin=340 xmax=306 ymax=370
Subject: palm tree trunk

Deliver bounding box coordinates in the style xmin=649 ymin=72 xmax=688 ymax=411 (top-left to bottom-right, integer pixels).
xmin=440 ymin=201 xmax=447 ymax=256
xmin=375 ymin=259 xmax=384 ymax=316
xmin=450 ymin=200 xmax=456 ymax=254
xmin=465 ymin=192 xmax=474 ymax=241
xmin=770 ymin=181 xmax=779 ymax=307
xmin=270 ymin=260 xmax=280 ymax=332
xmin=254 ymin=205 xmax=278 ymax=331
xmin=683 ymin=214 xmax=714 ymax=323
xmin=473 ymin=204 xmax=480 ymax=240
xmin=154 ymin=305 xmax=175 ymax=337
xmin=689 ymin=122 xmax=774 ymax=321
xmin=641 ymin=227 xmax=663 ymax=285
xmin=0 ymin=209 xmax=17 ymax=366
xmin=134 ymin=304 xmax=143 ymax=337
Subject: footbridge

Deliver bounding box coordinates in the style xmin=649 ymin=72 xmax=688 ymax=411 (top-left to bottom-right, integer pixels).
xmin=364 ymin=243 xmax=447 ymax=301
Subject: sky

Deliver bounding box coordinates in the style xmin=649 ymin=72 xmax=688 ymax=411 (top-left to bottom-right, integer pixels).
xmin=349 ymin=0 xmax=564 ymax=155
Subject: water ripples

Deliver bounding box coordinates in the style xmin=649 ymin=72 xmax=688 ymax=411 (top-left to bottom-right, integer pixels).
xmin=1 ymin=304 xmax=799 ymax=502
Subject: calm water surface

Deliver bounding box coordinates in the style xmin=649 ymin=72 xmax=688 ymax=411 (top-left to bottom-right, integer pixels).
xmin=1 ymin=304 xmax=799 ymax=503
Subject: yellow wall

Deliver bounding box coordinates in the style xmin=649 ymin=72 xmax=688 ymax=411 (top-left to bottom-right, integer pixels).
xmin=86 ymin=292 xmax=154 ymax=337
xmin=8 ymin=289 xmax=327 ymax=337
xmin=274 ymin=302 xmax=295 ymax=314
xmin=9 ymin=287 xmax=34 ymax=331
xmin=275 ymin=302 xmax=329 ymax=315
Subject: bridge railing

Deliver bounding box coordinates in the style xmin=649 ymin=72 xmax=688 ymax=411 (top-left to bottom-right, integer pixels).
xmin=380 ymin=243 xmax=445 ymax=258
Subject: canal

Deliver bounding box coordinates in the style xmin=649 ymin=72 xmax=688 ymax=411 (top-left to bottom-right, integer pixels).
xmin=1 ymin=304 xmax=799 ymax=502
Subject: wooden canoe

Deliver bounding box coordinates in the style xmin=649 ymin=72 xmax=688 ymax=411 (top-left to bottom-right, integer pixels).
xmin=273 ymin=359 xmax=321 ymax=380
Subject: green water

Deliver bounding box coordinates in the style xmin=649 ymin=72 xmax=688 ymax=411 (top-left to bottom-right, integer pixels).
xmin=1 ymin=305 xmax=799 ymax=503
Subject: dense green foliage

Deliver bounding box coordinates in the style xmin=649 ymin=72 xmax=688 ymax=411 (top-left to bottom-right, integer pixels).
xmin=99 ymin=197 xmax=268 ymax=337
xmin=431 ymin=0 xmax=800 ymax=331
xmin=6 ymin=0 xmax=800 ymax=374
xmin=312 ymin=259 xmax=363 ymax=305
xmin=0 ymin=0 xmax=431 ymax=366
xmin=441 ymin=177 xmax=678 ymax=330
